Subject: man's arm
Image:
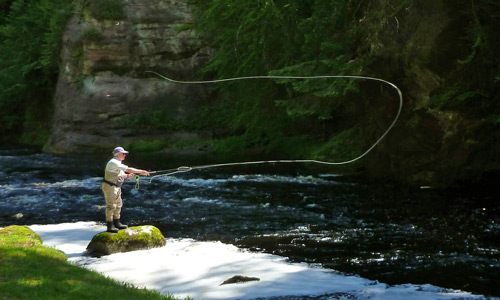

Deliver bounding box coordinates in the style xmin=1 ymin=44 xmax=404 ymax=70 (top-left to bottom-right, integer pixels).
xmin=125 ymin=167 xmax=150 ymax=177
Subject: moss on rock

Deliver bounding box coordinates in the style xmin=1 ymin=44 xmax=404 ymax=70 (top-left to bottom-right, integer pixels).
xmin=86 ymin=225 xmax=166 ymax=256
xmin=0 ymin=225 xmax=43 ymax=247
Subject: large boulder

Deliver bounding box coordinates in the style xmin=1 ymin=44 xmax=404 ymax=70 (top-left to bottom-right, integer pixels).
xmin=86 ymin=225 xmax=166 ymax=255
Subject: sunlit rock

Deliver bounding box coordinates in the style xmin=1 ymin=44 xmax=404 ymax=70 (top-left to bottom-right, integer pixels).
xmin=86 ymin=225 xmax=166 ymax=255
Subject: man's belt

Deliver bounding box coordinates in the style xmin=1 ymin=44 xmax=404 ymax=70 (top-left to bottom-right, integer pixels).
xmin=102 ymin=179 xmax=120 ymax=187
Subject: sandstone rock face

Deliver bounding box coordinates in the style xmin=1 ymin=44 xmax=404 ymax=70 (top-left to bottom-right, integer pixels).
xmin=86 ymin=225 xmax=166 ymax=255
xmin=45 ymin=0 xmax=213 ymax=154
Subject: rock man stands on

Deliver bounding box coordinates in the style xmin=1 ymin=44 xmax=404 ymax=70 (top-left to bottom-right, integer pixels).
xmin=102 ymin=146 xmax=149 ymax=233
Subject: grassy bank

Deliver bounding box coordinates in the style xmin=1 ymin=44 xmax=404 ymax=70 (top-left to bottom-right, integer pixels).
xmin=0 ymin=225 xmax=188 ymax=300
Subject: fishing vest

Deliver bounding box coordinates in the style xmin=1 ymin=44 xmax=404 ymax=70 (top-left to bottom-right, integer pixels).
xmin=103 ymin=158 xmax=128 ymax=187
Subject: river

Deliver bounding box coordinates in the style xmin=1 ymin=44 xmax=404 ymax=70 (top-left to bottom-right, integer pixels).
xmin=0 ymin=148 xmax=499 ymax=298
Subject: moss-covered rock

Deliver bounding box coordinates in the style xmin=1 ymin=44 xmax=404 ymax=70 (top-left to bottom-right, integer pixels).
xmin=0 ymin=225 xmax=43 ymax=247
xmin=86 ymin=225 xmax=166 ymax=256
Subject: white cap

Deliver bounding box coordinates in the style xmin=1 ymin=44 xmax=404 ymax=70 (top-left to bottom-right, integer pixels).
xmin=112 ymin=146 xmax=129 ymax=154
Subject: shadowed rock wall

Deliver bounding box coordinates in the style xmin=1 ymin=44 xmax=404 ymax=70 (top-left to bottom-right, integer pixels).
xmin=45 ymin=0 xmax=212 ymax=153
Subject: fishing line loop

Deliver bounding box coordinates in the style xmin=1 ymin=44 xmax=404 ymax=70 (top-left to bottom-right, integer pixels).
xmin=135 ymin=175 xmax=141 ymax=190
xmin=134 ymin=71 xmax=404 ymax=187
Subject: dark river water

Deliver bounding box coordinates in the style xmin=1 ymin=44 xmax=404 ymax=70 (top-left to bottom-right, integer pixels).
xmin=1 ymin=148 xmax=499 ymax=298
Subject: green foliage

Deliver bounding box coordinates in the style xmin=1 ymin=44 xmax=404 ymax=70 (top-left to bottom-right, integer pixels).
xmin=457 ymin=22 xmax=483 ymax=65
xmin=19 ymin=128 xmax=51 ymax=146
xmin=87 ymin=0 xmax=125 ymax=21
xmin=192 ymin=0 xmax=369 ymax=158
xmin=312 ymin=127 xmax=364 ymax=162
xmin=191 ymin=0 xmax=500 ymax=165
xmin=428 ymin=0 xmax=500 ymax=116
xmin=175 ymin=24 xmax=193 ymax=32
xmin=211 ymin=135 xmax=248 ymax=154
xmin=429 ymin=88 xmax=457 ymax=108
xmin=489 ymin=114 xmax=500 ymax=123
xmin=0 ymin=0 xmax=73 ymax=143
xmin=82 ymin=27 xmax=103 ymax=42
xmin=270 ymin=61 xmax=361 ymax=121
xmin=169 ymin=137 xmax=213 ymax=149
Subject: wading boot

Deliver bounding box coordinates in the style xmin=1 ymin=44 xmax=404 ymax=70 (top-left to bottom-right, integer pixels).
xmin=113 ymin=219 xmax=128 ymax=230
xmin=106 ymin=222 xmax=119 ymax=233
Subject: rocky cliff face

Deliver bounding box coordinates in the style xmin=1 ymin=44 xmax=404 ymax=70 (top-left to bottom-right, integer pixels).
xmin=45 ymin=0 xmax=213 ymax=153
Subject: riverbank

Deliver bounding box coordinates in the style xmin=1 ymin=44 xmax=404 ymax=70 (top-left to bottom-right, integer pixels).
xmin=0 ymin=225 xmax=182 ymax=300
xmin=15 ymin=222 xmax=496 ymax=300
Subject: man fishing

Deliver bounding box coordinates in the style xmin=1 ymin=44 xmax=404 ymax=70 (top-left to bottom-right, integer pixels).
xmin=102 ymin=146 xmax=150 ymax=233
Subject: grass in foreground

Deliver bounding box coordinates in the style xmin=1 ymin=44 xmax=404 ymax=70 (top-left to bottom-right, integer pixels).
xmin=0 ymin=225 xmax=187 ymax=300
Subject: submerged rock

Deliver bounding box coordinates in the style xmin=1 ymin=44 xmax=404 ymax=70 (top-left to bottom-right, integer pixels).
xmin=86 ymin=225 xmax=166 ymax=256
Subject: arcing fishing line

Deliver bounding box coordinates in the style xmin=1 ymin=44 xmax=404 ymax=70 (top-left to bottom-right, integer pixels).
xmin=138 ymin=71 xmax=403 ymax=185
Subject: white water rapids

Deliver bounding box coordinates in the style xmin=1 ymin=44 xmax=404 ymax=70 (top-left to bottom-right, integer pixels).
xmin=28 ymin=222 xmax=495 ymax=300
